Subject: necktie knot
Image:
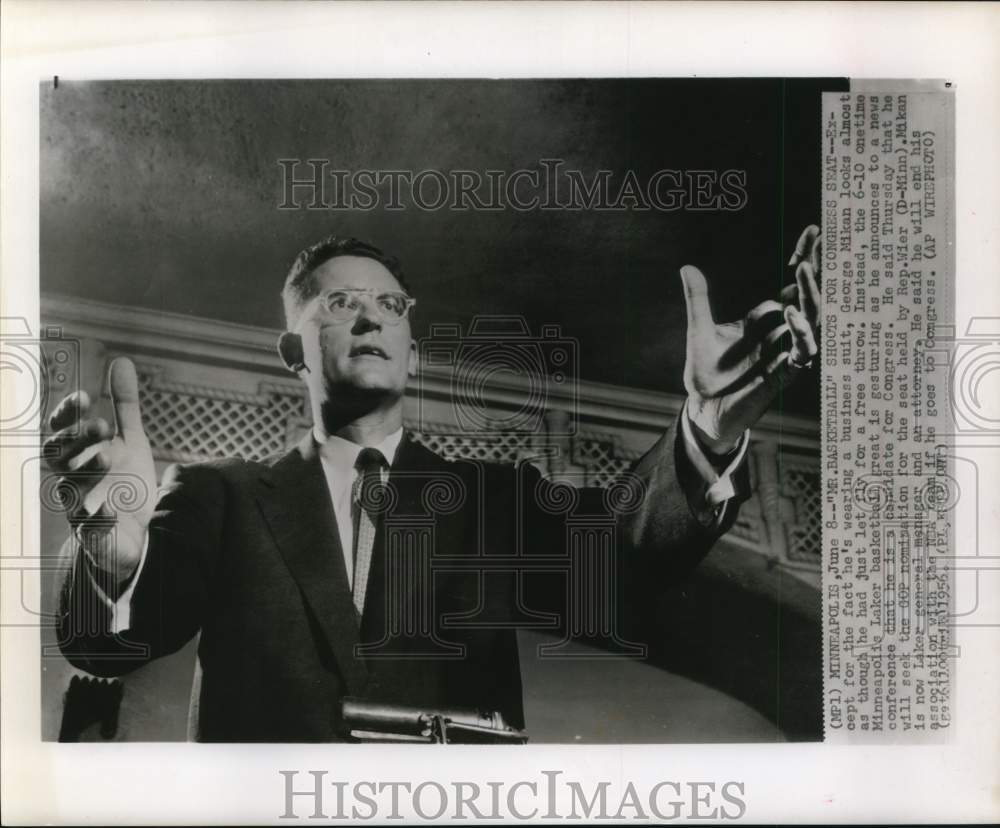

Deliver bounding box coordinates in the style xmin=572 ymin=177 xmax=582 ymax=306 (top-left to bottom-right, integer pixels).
xmin=355 ymin=447 xmax=386 ymax=473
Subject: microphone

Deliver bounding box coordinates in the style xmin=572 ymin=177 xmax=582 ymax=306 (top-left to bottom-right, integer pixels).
xmin=339 ymin=697 xmax=528 ymax=744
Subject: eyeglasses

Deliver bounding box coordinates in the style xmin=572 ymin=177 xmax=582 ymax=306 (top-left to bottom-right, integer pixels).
xmin=312 ymin=288 xmax=416 ymax=326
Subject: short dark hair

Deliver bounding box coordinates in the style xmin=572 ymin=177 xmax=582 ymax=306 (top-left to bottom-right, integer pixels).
xmin=282 ymin=235 xmax=411 ymax=327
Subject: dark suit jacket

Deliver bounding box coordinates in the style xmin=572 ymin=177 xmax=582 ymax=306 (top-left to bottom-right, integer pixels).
xmin=58 ymin=419 xmax=747 ymax=742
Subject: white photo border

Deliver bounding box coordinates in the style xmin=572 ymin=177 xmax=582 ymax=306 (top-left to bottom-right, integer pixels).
xmin=2 ymin=1 xmax=998 ymax=824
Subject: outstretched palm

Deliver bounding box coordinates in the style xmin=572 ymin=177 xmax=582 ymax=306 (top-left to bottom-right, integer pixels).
xmin=682 ymin=225 xmax=821 ymax=453
xmin=44 ymin=357 xmax=156 ymax=581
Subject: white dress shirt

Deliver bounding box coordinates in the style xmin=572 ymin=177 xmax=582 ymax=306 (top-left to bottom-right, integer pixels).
xmin=312 ymin=425 xmax=403 ymax=589
xmin=679 ymin=400 xmax=751 ymax=526
xmin=91 ymin=412 xmax=746 ymax=633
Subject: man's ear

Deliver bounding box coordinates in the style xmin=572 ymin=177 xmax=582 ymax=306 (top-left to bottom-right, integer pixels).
xmin=277 ymin=332 xmax=308 ymax=374
xmin=407 ymin=339 xmax=418 ymax=378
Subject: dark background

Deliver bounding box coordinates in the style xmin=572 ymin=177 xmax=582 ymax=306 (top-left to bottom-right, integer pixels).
xmin=40 ymin=78 xmax=847 ymax=415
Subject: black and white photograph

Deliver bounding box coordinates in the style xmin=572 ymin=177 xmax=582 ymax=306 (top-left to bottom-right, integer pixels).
xmin=2 ymin=2 xmax=998 ymax=825
xmin=38 ymin=77 xmax=833 ymax=744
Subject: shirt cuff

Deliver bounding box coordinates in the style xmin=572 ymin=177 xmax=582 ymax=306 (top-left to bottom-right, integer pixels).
xmin=76 ymin=526 xmax=149 ymax=634
xmin=680 ymin=401 xmax=751 ymax=521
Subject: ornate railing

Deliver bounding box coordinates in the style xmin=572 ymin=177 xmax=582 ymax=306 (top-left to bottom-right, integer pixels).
xmin=41 ymin=294 xmax=821 ymax=587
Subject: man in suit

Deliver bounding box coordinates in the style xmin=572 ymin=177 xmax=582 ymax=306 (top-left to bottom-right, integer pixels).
xmin=47 ymin=230 xmax=821 ymax=741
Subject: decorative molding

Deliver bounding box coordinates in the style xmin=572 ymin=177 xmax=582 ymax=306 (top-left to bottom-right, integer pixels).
xmin=41 ymin=293 xmax=821 ymax=450
xmin=41 ymin=292 xmax=821 ymax=586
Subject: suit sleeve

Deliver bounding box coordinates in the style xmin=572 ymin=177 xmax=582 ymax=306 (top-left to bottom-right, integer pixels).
xmin=620 ymin=413 xmax=751 ymax=581
xmin=520 ymin=414 xmax=751 ymax=621
xmin=56 ymin=462 xmax=227 ymax=678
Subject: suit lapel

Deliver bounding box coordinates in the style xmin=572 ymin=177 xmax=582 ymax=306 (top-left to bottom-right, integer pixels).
xmin=256 ymin=434 xmax=367 ymax=693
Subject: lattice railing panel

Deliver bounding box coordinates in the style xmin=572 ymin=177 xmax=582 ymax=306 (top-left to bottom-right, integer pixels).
xmin=131 ymin=366 xmax=821 ymax=572
xmin=782 ymin=467 xmax=822 ymax=564
xmin=573 ymin=436 xmax=633 ymax=489
xmin=408 ymin=429 xmax=535 ymax=466
xmin=137 ymin=371 xmax=306 ymax=463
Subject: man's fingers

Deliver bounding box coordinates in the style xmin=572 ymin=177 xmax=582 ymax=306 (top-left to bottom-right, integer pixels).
xmin=47 ymin=390 xmax=91 ymax=434
xmin=810 ymin=235 xmax=822 ymax=274
xmin=721 ymin=361 xmax=786 ymax=431
xmin=786 ymin=305 xmax=818 ymax=366
xmin=745 ymin=350 xmax=799 ymax=403
xmin=765 ymin=352 xmax=798 ymax=391
xmin=787 ymin=224 xmax=820 ymax=266
xmin=109 ymin=357 xmax=145 ymax=439
xmin=796 ymin=261 xmax=821 ymax=325
xmin=43 ymin=418 xmax=112 ymax=471
xmin=746 ymin=299 xmax=786 ymax=343
xmin=725 ymin=306 xmax=818 ymax=426
xmin=736 ymin=310 xmax=816 ymax=405
xmin=779 ymin=261 xmax=821 ymax=325
xmin=679 ymin=265 xmax=716 ymax=328
xmin=746 ymin=299 xmax=784 ymax=324
xmin=763 ymin=321 xmax=792 ymax=354
xmin=58 ymin=450 xmax=113 ymax=518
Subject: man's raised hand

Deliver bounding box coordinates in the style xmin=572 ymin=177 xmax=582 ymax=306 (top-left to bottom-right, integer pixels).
xmin=680 ymin=225 xmax=821 ymax=455
xmin=43 ymin=357 xmax=156 ymax=585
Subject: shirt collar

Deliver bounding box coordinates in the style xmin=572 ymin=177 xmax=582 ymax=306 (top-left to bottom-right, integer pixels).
xmin=312 ymin=424 xmax=404 ymax=473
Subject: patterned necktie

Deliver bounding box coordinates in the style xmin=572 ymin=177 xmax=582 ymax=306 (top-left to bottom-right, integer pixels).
xmin=351 ymin=447 xmax=386 ymax=617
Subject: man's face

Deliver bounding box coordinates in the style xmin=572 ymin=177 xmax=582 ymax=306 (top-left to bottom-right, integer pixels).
xmin=296 ymin=255 xmax=417 ymax=404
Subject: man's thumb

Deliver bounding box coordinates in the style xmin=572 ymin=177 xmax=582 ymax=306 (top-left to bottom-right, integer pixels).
xmin=679 ymin=265 xmax=715 ymax=327
xmin=109 ymin=357 xmax=145 ymax=437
